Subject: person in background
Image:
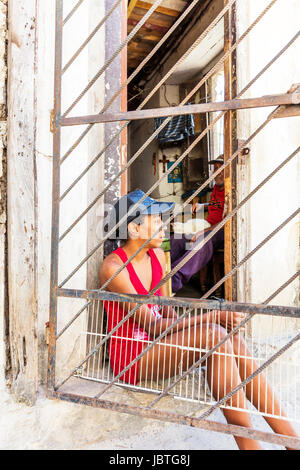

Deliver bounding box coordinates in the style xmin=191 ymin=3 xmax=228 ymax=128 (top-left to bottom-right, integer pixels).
xmin=170 ymin=154 xmax=225 ymax=293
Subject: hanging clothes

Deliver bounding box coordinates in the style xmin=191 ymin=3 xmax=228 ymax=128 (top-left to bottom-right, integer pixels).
xmin=154 ymin=112 xmax=195 ymax=144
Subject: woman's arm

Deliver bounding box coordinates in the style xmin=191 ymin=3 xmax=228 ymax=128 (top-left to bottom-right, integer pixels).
xmin=154 ymin=248 xmax=178 ymax=320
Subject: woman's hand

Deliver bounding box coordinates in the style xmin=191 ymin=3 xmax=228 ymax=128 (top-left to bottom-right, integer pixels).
xmin=191 ymin=201 xmax=199 ymax=215
xmin=190 ymin=229 xmax=205 ymax=243
xmin=162 ymin=306 xmax=178 ymax=320
xmin=218 ymin=311 xmax=245 ymax=330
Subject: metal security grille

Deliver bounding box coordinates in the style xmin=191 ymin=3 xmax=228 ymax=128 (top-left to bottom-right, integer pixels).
xmin=48 ymin=0 xmax=300 ymax=449
xmin=77 ymin=297 xmax=300 ymax=424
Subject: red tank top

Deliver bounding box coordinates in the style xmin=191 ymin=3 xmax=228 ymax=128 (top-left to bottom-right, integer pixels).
xmin=104 ymin=247 xmax=163 ymax=385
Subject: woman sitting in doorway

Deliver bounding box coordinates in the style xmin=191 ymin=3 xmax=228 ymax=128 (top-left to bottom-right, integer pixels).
xmin=99 ymin=189 xmax=298 ymax=451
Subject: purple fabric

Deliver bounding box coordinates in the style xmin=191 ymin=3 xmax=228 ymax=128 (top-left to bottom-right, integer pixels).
xmin=170 ymin=229 xmax=224 ymax=293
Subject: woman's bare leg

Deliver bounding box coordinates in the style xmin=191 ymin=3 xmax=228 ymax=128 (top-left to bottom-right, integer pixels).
xmin=205 ymin=325 xmax=261 ymax=450
xmin=140 ymin=322 xmax=261 ymax=450
xmin=231 ymin=332 xmax=299 ymax=447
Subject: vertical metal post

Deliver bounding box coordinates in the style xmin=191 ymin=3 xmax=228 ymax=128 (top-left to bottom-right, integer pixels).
xmin=47 ymin=0 xmax=63 ymax=392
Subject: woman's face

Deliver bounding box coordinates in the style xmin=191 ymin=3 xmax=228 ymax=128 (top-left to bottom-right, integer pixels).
xmin=129 ymin=214 xmax=166 ymax=247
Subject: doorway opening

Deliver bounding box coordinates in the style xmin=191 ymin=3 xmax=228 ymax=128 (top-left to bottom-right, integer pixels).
xmin=126 ymin=1 xmax=228 ymax=300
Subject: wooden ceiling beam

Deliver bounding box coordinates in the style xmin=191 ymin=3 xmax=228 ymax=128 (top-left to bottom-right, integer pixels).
xmin=127 ymin=0 xmax=139 ymax=18
xmin=128 ymin=18 xmax=168 ymax=33
xmin=130 ymin=10 xmax=173 ymax=28
xmin=128 ymin=42 xmax=153 ymax=54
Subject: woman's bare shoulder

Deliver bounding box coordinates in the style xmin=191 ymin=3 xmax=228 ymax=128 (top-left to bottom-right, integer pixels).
xmin=99 ymin=253 xmax=124 ymax=281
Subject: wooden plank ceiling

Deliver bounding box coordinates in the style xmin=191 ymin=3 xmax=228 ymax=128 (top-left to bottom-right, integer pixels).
xmin=127 ymin=0 xmax=190 ymax=70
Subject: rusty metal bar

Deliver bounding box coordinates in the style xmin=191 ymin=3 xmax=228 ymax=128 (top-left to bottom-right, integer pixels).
xmin=59 ymin=108 xmax=275 ymax=289
xmin=57 ymin=271 xmax=299 ymax=400
xmin=202 ymin=208 xmax=300 ymax=300
xmin=199 ymin=330 xmax=300 ymax=421
xmin=58 ymin=0 xmax=280 ymax=220
xmin=94 ymin=308 xmax=254 ymax=400
xmin=54 ymin=303 xmax=189 ymax=391
xmin=61 ymin=27 xmax=300 ymax=166
xmin=60 ymin=30 xmax=299 ymax=203
xmin=147 ymin=271 xmax=300 ymax=408
xmin=54 ymin=279 xmax=300 ymax=393
xmin=62 ymin=0 xmax=122 ymax=74
xmin=48 ymin=0 xmax=63 ymax=391
xmin=60 ymin=0 xmax=236 ymax=164
xmin=55 ymin=289 xmax=300 ymax=318
xmin=62 ymin=0 xmax=166 ymax=118
xmin=95 ymin=207 xmax=300 ymax=396
xmin=48 ymin=389 xmax=300 ymax=449
xmin=56 ymin=300 xmax=91 ymax=340
xmin=54 ymin=266 xmax=300 ymax=392
xmin=54 ymin=287 xmax=300 ymax=393
xmin=148 ymin=144 xmax=299 ymax=297
xmin=63 ymin=0 xmax=84 ymax=25
xmin=61 ymin=93 xmax=300 ymax=126
xmin=57 ymin=115 xmax=272 ymax=287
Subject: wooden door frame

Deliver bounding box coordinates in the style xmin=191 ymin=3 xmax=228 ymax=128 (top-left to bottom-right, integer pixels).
xmin=223 ymin=0 xmax=238 ymax=301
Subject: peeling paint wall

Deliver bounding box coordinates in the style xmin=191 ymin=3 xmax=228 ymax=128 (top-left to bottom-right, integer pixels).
xmin=236 ymin=0 xmax=300 ymax=307
xmin=0 ymin=0 xmax=7 ymax=391
xmin=3 ymin=0 xmax=124 ymax=401
xmin=236 ymin=0 xmax=300 ymax=343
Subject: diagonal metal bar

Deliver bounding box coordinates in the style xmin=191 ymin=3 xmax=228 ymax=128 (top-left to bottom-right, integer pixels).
xmin=59 ymin=0 xmax=236 ymax=186
xmin=54 ymin=268 xmax=299 ymax=393
xmin=58 ymin=0 xmax=279 ymax=221
xmin=93 ymin=307 xmax=198 ymax=398
xmin=263 ymin=271 xmax=300 ymax=305
xmin=147 ymin=271 xmax=300 ymax=409
xmin=48 ymin=0 xmax=63 ymax=391
xmin=63 ymin=0 xmax=85 ymax=25
xmin=60 ymin=25 xmax=298 ymax=178
xmin=54 ymin=304 xmax=190 ymax=391
xmin=60 ymin=0 xmax=235 ymax=164
xmin=94 ymin=266 xmax=300 ymax=401
xmin=56 ymin=144 xmax=299 ymax=390
xmin=62 ymin=0 xmax=166 ymax=118
xmin=147 ymin=145 xmax=300 ymax=296
xmin=58 ymin=112 xmax=274 ymax=287
xmin=199 ymin=330 xmax=300 ymax=420
xmin=62 ymin=0 xmax=122 ymax=74
xmin=202 ymin=208 xmax=300 ymax=300
xmin=96 ymin=0 xmax=206 ymax=115
xmin=56 ymin=300 xmax=91 ymax=340
xmin=82 ymin=115 xmax=276 ymax=293
xmin=56 ymin=32 xmax=300 ymax=288
xmin=95 ymin=309 xmax=255 ymax=400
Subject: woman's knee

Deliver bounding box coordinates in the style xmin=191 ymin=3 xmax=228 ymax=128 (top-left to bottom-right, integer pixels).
xmin=206 ymin=323 xmax=232 ymax=350
xmin=231 ymin=332 xmax=250 ymax=356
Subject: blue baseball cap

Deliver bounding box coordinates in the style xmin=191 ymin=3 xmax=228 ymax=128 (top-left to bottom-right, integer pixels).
xmin=104 ymin=189 xmax=174 ymax=240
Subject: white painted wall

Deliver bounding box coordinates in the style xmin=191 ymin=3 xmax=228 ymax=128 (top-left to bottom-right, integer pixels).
xmin=36 ymin=0 xmax=106 ymax=383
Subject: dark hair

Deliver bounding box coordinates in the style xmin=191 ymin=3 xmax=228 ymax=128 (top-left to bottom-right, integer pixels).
xmin=104 ymin=213 xmax=147 ymax=241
